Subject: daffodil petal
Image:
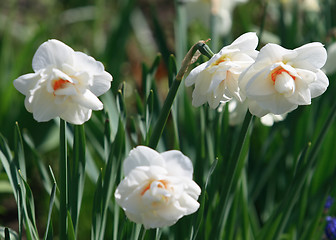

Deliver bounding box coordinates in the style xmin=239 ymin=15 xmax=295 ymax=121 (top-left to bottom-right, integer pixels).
xmin=123 ymin=146 xmax=165 ymax=176
xmin=161 ymin=150 xmax=194 ymax=179
xmin=309 ymin=69 xmax=329 ymax=98
xmin=32 ymin=39 xmax=74 ymax=71
xmin=13 ymin=72 xmax=41 ymax=95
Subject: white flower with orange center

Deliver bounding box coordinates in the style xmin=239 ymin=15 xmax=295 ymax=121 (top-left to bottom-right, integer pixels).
xmin=13 ymin=39 xmax=112 ymax=124
xmin=239 ymin=42 xmax=328 ymax=117
xmin=114 ymin=146 xmax=201 ymax=229
xmin=185 ymin=32 xmax=258 ymax=108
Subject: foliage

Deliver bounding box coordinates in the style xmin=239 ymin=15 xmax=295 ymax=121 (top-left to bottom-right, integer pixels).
xmin=1 ymin=0 xmax=336 ymax=239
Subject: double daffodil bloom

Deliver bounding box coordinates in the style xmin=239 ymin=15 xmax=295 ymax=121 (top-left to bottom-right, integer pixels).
xmin=239 ymin=42 xmax=328 ymax=117
xmin=114 ymin=146 xmax=201 ymax=229
xmin=14 ymin=39 xmax=112 ymax=124
xmin=185 ymin=32 xmax=258 ymax=108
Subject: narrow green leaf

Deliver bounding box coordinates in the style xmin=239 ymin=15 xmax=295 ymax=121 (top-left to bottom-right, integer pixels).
xmin=67 ymin=211 xmax=76 ymax=240
xmin=18 ymin=171 xmax=39 ymax=240
xmin=98 ymin=118 xmax=125 ymax=240
xmin=149 ymin=53 xmax=162 ymax=74
xmin=258 ymin=100 xmax=336 ymax=240
xmin=91 ymin=169 xmax=103 ymax=240
xmin=101 ymin=90 xmax=119 ymax=142
xmin=69 ymin=124 xmax=86 ymax=233
xmin=0 ymin=227 xmax=18 ymax=240
xmin=17 ymin=187 xmax=23 ymax=240
xmin=22 ymin=131 xmax=53 ymax=197
xmin=117 ymin=85 xmax=126 ymax=119
xmin=215 ymin=111 xmax=253 ymax=239
xmin=145 ymin=90 xmax=154 ymax=144
xmin=5 ymin=227 xmax=10 ymax=240
xmin=191 ymin=158 xmax=218 ymax=240
xmin=46 ymin=223 xmax=53 ymax=240
xmin=168 ymin=55 xmax=177 ymax=88
xmin=14 ymin=122 xmax=26 ymax=180
xmin=0 ymin=144 xmax=19 ymax=201
xmin=59 ymin=119 xmax=68 ymax=240
xmin=43 ymin=183 xmax=56 ymax=240
xmin=134 ymin=89 xmax=144 ymax=116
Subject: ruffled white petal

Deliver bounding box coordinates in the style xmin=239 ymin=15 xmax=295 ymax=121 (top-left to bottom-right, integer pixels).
xmin=90 ymin=72 xmax=112 ymax=96
xmin=309 ymin=70 xmax=329 ymax=98
xmin=247 ymin=100 xmax=269 ymax=117
xmin=30 ymin=87 xmax=62 ymax=122
xmin=72 ymin=89 xmax=103 ymax=110
xmin=185 ymin=62 xmax=208 ymax=87
xmin=123 ymin=146 xmax=165 ymax=176
xmin=252 ymin=94 xmax=297 ymax=115
xmin=192 ymin=85 xmax=207 ymax=107
xmin=244 ymin=66 xmax=275 ymax=96
xmin=228 ymin=32 xmax=258 ymax=52
xmin=32 ymin=39 xmax=74 ymax=71
xmin=13 ymin=72 xmax=41 ymax=95
xmin=161 ymin=150 xmax=194 ymax=179
xmin=59 ymin=103 xmax=92 ymax=125
xmin=256 ymin=43 xmax=295 ymax=64
xmin=288 ymin=78 xmax=311 ymax=105
xmin=292 ymin=42 xmax=327 ymax=70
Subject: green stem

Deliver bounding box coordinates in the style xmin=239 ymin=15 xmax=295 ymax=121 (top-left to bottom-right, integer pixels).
xmin=148 ymin=41 xmax=214 ymax=149
xmin=59 ymin=119 xmax=68 ymax=239
xmin=216 ymin=111 xmax=253 ymax=238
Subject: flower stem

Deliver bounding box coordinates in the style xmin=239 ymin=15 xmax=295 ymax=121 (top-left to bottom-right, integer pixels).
xmin=216 ymin=110 xmax=253 ymax=239
xmin=59 ymin=119 xmax=68 ymax=239
xmin=148 ymin=41 xmax=214 ymax=149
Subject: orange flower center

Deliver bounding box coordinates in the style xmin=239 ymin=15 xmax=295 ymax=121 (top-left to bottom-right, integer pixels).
xmin=271 ymin=68 xmax=296 ymax=84
xmin=53 ymin=79 xmax=70 ymax=91
xmin=212 ymin=55 xmax=229 ymax=66
xmin=141 ymin=180 xmax=169 ymax=196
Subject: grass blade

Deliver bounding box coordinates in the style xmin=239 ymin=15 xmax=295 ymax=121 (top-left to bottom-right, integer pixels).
xmin=59 ymin=119 xmax=68 ymax=239
xmin=69 ymin=124 xmax=86 ymax=233
xmin=43 ymin=182 xmax=56 ymax=240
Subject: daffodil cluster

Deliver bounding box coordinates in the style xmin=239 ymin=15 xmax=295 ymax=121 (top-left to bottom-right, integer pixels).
xmin=185 ymin=32 xmax=329 ymax=121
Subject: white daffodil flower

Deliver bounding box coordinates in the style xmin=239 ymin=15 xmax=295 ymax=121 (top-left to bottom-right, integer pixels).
xmin=13 ymin=39 xmax=112 ymax=125
xmin=185 ymin=32 xmax=258 ymax=109
xmin=239 ymin=42 xmax=328 ymax=117
xmin=114 ymin=146 xmax=201 ymax=229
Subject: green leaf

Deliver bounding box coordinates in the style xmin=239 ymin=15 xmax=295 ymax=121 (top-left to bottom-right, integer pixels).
xmin=59 ymin=119 xmax=68 ymax=240
xmin=69 ymin=124 xmax=86 ymax=233
xmin=92 ymin=117 xmax=125 ymax=240
xmin=43 ymin=182 xmax=56 ymax=240
xmin=191 ymin=158 xmax=218 ymax=240
xmin=22 ymin=131 xmax=54 ymax=203
xmin=18 ymin=171 xmax=39 ymax=240
xmin=214 ymin=111 xmax=253 ymax=239
xmin=14 ymin=122 xmax=26 ymax=180
xmin=67 ymin=211 xmax=76 ymax=240
xmin=91 ymin=169 xmax=103 ymax=240
xmin=5 ymin=227 xmax=10 ymax=240
xmin=0 ymin=227 xmax=18 ymax=240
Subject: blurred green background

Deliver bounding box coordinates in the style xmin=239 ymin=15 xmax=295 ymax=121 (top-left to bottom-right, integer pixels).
xmin=1 ymin=0 xmax=336 ymax=239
